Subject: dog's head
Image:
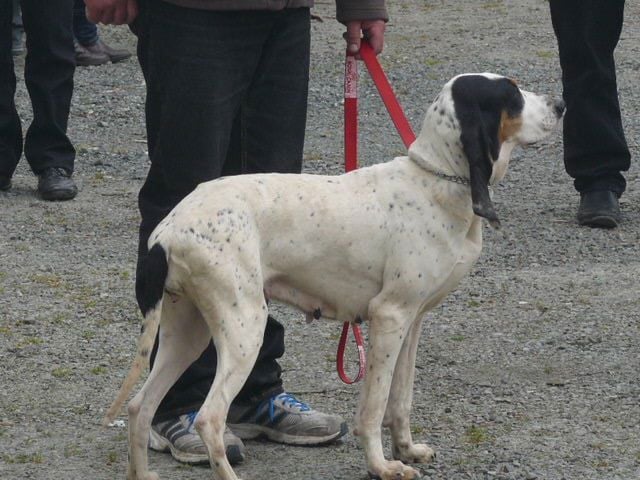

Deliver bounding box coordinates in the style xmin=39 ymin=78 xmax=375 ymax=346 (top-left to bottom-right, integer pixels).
xmin=414 ymin=73 xmax=564 ymax=228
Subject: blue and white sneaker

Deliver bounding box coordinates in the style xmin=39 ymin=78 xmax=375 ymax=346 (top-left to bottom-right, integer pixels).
xmin=149 ymin=411 xmax=245 ymax=465
xmin=227 ymin=392 xmax=348 ymax=445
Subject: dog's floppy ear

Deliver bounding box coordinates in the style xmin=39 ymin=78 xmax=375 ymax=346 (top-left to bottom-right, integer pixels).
xmin=451 ymin=76 xmax=503 ymax=229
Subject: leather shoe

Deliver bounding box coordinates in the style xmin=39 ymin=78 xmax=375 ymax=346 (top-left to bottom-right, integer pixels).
xmin=0 ymin=175 xmax=11 ymax=191
xmin=37 ymin=167 xmax=78 ymax=201
xmin=76 ymin=39 xmax=132 ymax=66
xmin=96 ymin=39 xmax=132 ymax=63
xmin=577 ymin=190 xmax=620 ymax=228
xmin=75 ymin=40 xmax=110 ymax=66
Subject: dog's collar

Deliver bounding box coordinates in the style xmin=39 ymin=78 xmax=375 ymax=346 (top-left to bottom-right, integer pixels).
xmin=423 ymin=167 xmax=471 ymax=186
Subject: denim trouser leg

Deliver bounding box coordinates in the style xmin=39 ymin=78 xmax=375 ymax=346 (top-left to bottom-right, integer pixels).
xmin=73 ymin=0 xmax=99 ymax=46
xmin=550 ymin=0 xmax=629 ymax=195
xmin=133 ymin=1 xmax=311 ymax=419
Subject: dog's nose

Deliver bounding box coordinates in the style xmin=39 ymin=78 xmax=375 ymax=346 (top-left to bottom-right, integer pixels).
xmin=553 ymin=99 xmax=566 ymax=117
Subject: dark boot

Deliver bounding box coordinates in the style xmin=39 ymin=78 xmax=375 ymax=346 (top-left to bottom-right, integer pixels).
xmin=37 ymin=167 xmax=78 ymax=201
xmin=577 ymin=190 xmax=621 ymax=228
xmin=0 ymin=176 xmax=11 ymax=191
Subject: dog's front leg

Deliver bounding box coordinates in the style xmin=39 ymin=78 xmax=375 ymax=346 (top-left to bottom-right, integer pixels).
xmin=383 ymin=317 xmax=435 ymax=465
xmin=357 ymin=300 xmax=421 ymax=480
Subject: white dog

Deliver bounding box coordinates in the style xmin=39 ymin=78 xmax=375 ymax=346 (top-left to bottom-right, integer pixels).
xmin=104 ymin=73 xmax=564 ymax=480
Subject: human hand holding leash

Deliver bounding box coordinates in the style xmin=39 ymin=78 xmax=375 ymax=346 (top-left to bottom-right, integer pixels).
xmin=345 ymin=19 xmax=386 ymax=56
xmin=84 ymin=0 xmax=138 ymax=25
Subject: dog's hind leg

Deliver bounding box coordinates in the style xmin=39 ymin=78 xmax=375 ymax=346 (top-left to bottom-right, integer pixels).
xmin=357 ymin=297 xmax=422 ymax=480
xmin=192 ymin=288 xmax=268 ymax=480
xmin=383 ymin=316 xmax=435 ymax=465
xmin=127 ymin=298 xmax=210 ymax=480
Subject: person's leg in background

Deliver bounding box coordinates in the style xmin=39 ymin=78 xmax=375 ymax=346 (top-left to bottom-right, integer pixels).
xmin=0 ymin=0 xmax=22 ymax=191
xmin=550 ymin=0 xmax=629 ymax=228
xmin=73 ymin=0 xmax=131 ymax=66
xmin=20 ymin=0 xmax=77 ymax=200
xmin=11 ymin=0 xmax=23 ymax=56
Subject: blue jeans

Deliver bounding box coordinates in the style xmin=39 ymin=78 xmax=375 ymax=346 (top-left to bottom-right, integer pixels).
xmin=73 ymin=0 xmax=98 ymax=46
xmin=132 ymin=0 xmax=311 ymax=419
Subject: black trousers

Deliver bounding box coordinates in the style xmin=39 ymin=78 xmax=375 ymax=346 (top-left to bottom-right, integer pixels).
xmin=132 ymin=1 xmax=311 ymax=420
xmin=550 ymin=0 xmax=630 ymax=195
xmin=0 ymin=0 xmax=75 ymax=179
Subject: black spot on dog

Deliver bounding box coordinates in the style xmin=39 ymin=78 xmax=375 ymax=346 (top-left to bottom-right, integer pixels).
xmin=136 ymin=244 xmax=168 ymax=317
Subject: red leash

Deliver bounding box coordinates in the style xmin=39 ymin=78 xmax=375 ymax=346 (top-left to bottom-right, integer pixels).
xmin=337 ymin=40 xmax=416 ymax=385
xmin=358 ymin=42 xmax=417 ymax=148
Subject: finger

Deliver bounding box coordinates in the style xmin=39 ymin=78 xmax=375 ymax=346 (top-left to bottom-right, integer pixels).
xmin=364 ymin=21 xmax=385 ymax=54
xmin=345 ymin=21 xmax=362 ymax=55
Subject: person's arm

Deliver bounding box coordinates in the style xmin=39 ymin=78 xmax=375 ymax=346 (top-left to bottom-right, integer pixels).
xmin=336 ymin=0 xmax=388 ymax=55
xmin=84 ymin=0 xmax=138 ymax=25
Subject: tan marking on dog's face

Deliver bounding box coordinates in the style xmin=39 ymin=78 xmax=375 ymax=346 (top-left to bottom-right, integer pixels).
xmin=499 ymin=110 xmax=523 ymax=144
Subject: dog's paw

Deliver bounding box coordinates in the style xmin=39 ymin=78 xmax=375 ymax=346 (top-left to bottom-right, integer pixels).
xmin=392 ymin=443 xmax=436 ymax=464
xmin=368 ymin=460 xmax=421 ymax=480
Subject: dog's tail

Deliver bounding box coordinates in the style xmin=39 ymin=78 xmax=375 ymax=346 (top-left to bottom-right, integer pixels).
xmin=102 ymin=243 xmax=168 ymax=426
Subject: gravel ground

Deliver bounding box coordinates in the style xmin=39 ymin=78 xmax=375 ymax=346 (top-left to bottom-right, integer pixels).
xmin=1 ymin=1 xmax=639 ymax=479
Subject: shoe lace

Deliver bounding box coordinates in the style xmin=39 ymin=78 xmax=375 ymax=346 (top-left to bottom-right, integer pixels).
xmin=185 ymin=411 xmax=198 ymax=430
xmin=43 ymin=167 xmax=69 ymax=178
xmin=265 ymin=393 xmax=311 ymax=422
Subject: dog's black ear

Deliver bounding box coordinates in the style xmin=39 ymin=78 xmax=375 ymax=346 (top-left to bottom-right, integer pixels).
xmin=451 ymin=76 xmax=503 ymax=229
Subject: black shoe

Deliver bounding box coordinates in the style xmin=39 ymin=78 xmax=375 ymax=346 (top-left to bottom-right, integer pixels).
xmin=0 ymin=175 xmax=11 ymax=191
xmin=577 ymin=190 xmax=620 ymax=228
xmin=37 ymin=167 xmax=78 ymax=201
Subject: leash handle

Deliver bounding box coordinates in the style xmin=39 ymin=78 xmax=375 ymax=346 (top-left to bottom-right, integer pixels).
xmin=358 ymin=42 xmax=417 ymax=149
xmin=344 ymin=54 xmax=358 ymax=172
xmin=337 ymin=321 xmax=366 ymax=384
